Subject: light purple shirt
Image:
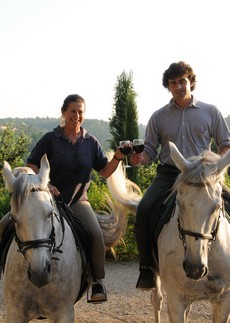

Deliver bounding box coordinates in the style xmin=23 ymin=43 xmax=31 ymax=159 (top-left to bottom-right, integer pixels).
xmin=144 ymin=97 xmax=230 ymax=166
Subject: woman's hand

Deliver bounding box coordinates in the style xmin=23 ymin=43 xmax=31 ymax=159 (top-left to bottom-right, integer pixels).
xmin=114 ymin=147 xmax=125 ymax=160
xmin=48 ymin=183 xmax=60 ymax=196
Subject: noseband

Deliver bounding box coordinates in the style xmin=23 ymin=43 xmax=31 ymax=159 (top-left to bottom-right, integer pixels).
xmin=12 ymin=188 xmax=65 ymax=257
xmin=177 ymin=180 xmax=222 ymax=248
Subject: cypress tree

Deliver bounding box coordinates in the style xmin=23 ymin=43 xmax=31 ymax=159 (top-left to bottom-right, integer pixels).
xmin=109 ymin=71 xmax=139 ymax=182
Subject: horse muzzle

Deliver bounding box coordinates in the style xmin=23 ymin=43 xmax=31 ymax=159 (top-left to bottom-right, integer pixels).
xmin=183 ymin=259 xmax=208 ymax=280
xmin=28 ymin=260 xmax=51 ymax=288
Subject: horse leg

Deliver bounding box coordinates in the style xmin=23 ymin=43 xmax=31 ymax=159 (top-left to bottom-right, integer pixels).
xmin=185 ymin=305 xmax=191 ymax=323
xmin=151 ymin=274 xmax=163 ymax=323
xmin=5 ymin=308 xmax=75 ymax=323
xmin=51 ymin=308 xmax=75 ymax=323
xmin=6 ymin=312 xmax=25 ymax=323
xmin=166 ymin=293 xmax=188 ymax=323
xmin=211 ymin=296 xmax=230 ymax=323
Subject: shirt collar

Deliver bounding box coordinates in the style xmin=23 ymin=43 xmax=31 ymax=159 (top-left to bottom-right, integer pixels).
xmin=169 ymin=96 xmax=200 ymax=110
xmin=54 ymin=125 xmax=90 ymax=139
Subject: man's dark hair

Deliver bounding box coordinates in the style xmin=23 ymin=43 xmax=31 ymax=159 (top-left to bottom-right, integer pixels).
xmin=162 ymin=61 xmax=197 ymax=91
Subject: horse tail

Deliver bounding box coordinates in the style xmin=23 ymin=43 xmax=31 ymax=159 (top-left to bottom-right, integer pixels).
xmin=106 ymin=151 xmax=141 ymax=215
xmin=96 ymin=194 xmax=127 ymax=251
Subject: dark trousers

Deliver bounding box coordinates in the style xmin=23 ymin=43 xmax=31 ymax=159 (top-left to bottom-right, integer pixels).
xmin=135 ymin=164 xmax=180 ymax=269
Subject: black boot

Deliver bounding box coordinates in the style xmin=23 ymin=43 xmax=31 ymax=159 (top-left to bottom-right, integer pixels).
xmin=91 ymin=281 xmax=107 ymax=302
xmin=136 ymin=266 xmax=156 ymax=290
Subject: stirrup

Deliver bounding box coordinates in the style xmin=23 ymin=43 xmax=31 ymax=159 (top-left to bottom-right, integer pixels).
xmin=87 ymin=282 xmax=107 ymax=304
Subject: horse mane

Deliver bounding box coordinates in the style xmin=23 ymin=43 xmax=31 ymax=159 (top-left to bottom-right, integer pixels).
xmin=172 ymin=150 xmax=225 ymax=194
xmin=11 ymin=171 xmax=44 ymax=213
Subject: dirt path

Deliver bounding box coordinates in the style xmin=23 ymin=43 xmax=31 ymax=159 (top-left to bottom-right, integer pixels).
xmin=0 ymin=261 xmax=212 ymax=322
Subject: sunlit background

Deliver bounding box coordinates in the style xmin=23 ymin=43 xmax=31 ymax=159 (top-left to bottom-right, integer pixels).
xmin=0 ymin=0 xmax=229 ymax=125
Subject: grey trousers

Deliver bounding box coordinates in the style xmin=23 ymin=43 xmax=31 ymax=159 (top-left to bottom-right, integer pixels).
xmin=70 ymin=200 xmax=105 ymax=280
xmin=0 ymin=212 xmax=11 ymax=244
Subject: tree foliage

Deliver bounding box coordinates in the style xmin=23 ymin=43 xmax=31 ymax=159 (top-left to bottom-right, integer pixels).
xmin=0 ymin=123 xmax=31 ymax=216
xmin=109 ymin=71 xmax=140 ymax=183
xmin=109 ymin=71 xmax=139 ymax=150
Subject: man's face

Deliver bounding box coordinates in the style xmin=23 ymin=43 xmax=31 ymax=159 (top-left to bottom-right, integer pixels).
xmin=167 ymin=74 xmax=193 ymax=101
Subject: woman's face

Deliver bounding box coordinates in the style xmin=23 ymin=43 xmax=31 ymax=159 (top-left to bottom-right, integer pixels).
xmin=63 ymin=101 xmax=85 ymax=128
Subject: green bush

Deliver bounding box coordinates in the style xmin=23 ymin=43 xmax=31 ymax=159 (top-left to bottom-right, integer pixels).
xmin=225 ymin=171 xmax=230 ymax=188
xmin=0 ymin=188 xmax=10 ymax=217
xmin=88 ymin=171 xmax=109 ymax=212
xmin=108 ymin=213 xmax=138 ymax=261
xmin=0 ymin=123 xmax=31 ymax=218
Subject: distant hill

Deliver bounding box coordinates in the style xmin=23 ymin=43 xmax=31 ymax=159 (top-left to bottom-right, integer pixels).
xmin=0 ymin=117 xmax=146 ymax=152
xmin=1 ymin=116 xmax=229 ymax=152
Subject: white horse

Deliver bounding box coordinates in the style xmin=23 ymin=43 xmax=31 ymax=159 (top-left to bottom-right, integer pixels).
xmin=106 ymin=143 xmax=230 ymax=322
xmin=2 ymin=154 xmax=127 ymax=323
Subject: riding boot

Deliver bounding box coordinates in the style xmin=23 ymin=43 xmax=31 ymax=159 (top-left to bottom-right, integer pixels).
xmin=135 ymin=217 xmax=156 ymax=289
xmin=136 ymin=266 xmax=156 ymax=290
xmin=91 ymin=279 xmax=107 ymax=302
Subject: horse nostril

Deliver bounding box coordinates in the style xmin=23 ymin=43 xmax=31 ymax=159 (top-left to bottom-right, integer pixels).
xmin=28 ymin=268 xmax=32 ymax=281
xmin=46 ymin=261 xmax=51 ymax=273
xmin=200 ymin=266 xmax=208 ymax=278
xmin=183 ymin=260 xmax=188 ymax=273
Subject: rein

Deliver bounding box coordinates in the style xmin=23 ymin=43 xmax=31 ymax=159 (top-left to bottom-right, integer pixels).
xmin=184 ymin=176 xmax=221 ymax=187
xmin=177 ymin=180 xmax=222 ymax=248
xmin=13 ymin=188 xmax=65 ymax=257
xmin=177 ymin=215 xmax=220 ymax=243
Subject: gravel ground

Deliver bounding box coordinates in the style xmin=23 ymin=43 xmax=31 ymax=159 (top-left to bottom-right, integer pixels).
xmin=0 ymin=261 xmax=212 ymax=322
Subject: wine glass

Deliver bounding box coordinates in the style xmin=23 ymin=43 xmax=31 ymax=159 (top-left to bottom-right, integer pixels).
xmin=132 ymin=139 xmax=144 ymax=165
xmin=132 ymin=139 xmax=144 ymax=153
xmin=119 ymin=140 xmax=132 ymax=168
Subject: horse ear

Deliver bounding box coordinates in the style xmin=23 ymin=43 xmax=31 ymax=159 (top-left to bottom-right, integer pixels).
xmin=38 ymin=154 xmax=50 ymax=186
xmin=3 ymin=161 xmax=15 ymax=192
xmin=216 ymin=149 xmax=230 ymax=174
xmin=168 ymin=142 xmax=190 ymax=172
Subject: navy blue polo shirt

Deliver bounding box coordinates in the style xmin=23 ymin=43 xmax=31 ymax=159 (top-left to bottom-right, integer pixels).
xmin=27 ymin=125 xmax=108 ymax=204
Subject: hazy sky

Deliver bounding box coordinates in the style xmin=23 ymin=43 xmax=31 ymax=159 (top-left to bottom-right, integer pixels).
xmin=0 ymin=0 xmax=229 ymax=125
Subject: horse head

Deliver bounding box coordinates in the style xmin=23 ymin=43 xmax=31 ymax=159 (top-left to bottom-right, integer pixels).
xmin=3 ymin=154 xmax=57 ymax=288
xmin=169 ymin=141 xmax=230 ymax=280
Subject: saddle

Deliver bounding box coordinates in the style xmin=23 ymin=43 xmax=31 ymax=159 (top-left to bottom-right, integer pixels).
xmin=55 ymin=196 xmax=94 ymax=302
xmin=149 ymin=193 xmax=176 ymax=262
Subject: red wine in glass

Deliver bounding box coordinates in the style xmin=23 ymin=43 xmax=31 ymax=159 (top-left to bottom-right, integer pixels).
xmin=133 ymin=139 xmax=144 ymax=153
xmin=119 ymin=140 xmax=132 ymax=167
xmin=133 ymin=144 xmax=144 ymax=153
xmin=120 ymin=146 xmax=132 ymax=155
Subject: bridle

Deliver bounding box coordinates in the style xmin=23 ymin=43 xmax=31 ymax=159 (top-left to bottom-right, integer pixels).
xmin=177 ymin=180 xmax=222 ymax=249
xmin=11 ymin=187 xmax=65 ymax=258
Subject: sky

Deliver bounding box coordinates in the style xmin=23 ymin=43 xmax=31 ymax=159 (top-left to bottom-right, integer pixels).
xmin=0 ymin=0 xmax=229 ymax=125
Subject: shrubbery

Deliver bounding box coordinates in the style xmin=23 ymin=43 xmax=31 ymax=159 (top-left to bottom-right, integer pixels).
xmin=1 ymin=124 xmax=229 ymax=261
xmin=88 ymin=165 xmax=158 ymax=261
xmin=0 ymin=123 xmax=31 ymax=217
